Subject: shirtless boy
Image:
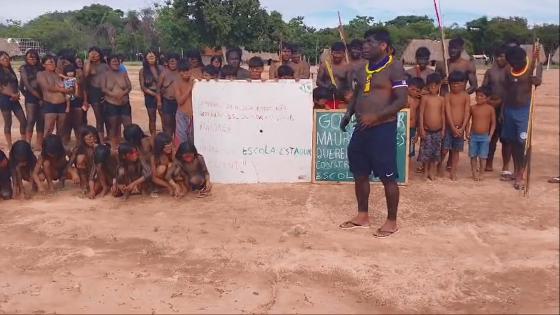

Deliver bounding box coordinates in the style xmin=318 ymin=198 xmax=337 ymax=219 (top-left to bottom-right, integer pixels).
xmin=348 ymin=39 xmax=366 ymax=72
xmin=467 ymin=86 xmax=496 ymax=181
xmin=441 ymin=71 xmax=470 ymax=180
xmin=248 ymin=56 xmax=265 ymax=80
xmin=157 ymin=53 xmax=180 ymax=137
xmin=102 ymin=55 xmax=132 ymax=149
xmin=419 ymin=73 xmax=445 ymax=181
xmin=407 ymin=77 xmax=425 ymax=162
xmin=405 ymin=47 xmax=434 ymax=83
xmin=175 ymin=62 xmax=196 ymax=146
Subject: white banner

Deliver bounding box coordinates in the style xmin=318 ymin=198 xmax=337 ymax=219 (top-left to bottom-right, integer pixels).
xmin=192 ymin=80 xmax=314 ymax=183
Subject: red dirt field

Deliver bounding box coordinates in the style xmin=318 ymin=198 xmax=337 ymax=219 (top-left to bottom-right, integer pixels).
xmin=0 ymin=67 xmax=558 ymax=314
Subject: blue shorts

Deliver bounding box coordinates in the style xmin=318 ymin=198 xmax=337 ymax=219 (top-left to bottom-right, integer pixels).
xmin=348 ymin=121 xmax=398 ymax=180
xmin=469 ymin=133 xmax=491 ymax=159
xmin=175 ymin=110 xmax=194 ymax=145
xmin=501 ymin=105 xmax=529 ymax=144
xmin=409 ymin=128 xmax=417 ymax=157
xmin=43 ymin=101 xmax=66 ymax=114
xmin=0 ymin=94 xmax=23 ymax=113
xmin=443 ymin=127 xmax=464 ymax=151
xmin=24 ymin=92 xmax=40 ymax=105
xmin=104 ymin=101 xmax=131 ymax=117
xmin=144 ymin=94 xmax=157 ymax=109
xmin=70 ymin=97 xmax=83 ymax=109
xmin=162 ymin=98 xmax=178 ymax=115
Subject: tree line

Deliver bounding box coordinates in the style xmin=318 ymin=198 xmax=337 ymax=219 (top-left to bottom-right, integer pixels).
xmin=0 ymin=1 xmax=558 ymax=63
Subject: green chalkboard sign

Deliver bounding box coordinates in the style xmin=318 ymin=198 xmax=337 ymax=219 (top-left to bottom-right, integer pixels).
xmin=312 ymin=109 xmax=409 ymax=184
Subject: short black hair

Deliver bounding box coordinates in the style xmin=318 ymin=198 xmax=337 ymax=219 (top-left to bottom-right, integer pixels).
xmin=426 ymin=72 xmax=442 ymax=85
xmin=94 ymin=143 xmax=112 ymax=165
xmin=178 ymin=60 xmax=190 ymax=72
xmin=407 ymin=77 xmax=425 ymax=89
xmin=248 ymin=56 xmax=264 ymax=68
xmin=363 ymin=27 xmax=392 ymax=47
xmin=449 ymin=37 xmax=465 ymax=49
xmin=331 ymin=42 xmax=346 ymax=52
xmin=203 ymin=65 xmax=219 ymax=77
xmin=476 ymin=85 xmax=492 ymax=97
xmin=118 ymin=142 xmax=136 ymax=161
xmin=226 ymin=47 xmax=242 ymax=59
xmin=41 ymin=54 xmax=56 ymax=65
xmin=494 ymin=45 xmax=507 ymax=57
xmin=349 ymin=39 xmax=363 ymax=49
xmin=166 ymin=53 xmax=180 ymax=61
xmin=277 ymin=65 xmax=294 ymax=78
xmin=108 ymin=54 xmax=120 ymax=63
xmin=313 ymin=86 xmax=334 ymax=101
xmin=185 ymin=49 xmax=201 ymax=60
xmin=281 ymin=43 xmax=294 ymax=53
xmin=505 ymin=46 xmax=527 ymax=67
xmin=123 ymin=124 xmax=147 ymax=148
xmin=63 ymin=64 xmax=76 ymax=75
xmin=415 ymin=47 xmax=431 ymax=58
xmin=448 ymin=70 xmax=467 ymax=83
xmin=221 ymin=64 xmax=237 ymax=77
xmin=176 ymin=141 xmax=198 ymax=159
xmin=41 ymin=134 xmax=65 ymax=159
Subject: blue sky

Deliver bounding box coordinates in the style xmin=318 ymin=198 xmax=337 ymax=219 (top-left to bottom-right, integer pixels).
xmin=1 ymin=0 xmax=559 ymax=27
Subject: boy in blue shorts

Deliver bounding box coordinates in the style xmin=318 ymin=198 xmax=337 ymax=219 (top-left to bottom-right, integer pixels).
xmin=467 ymin=86 xmax=496 ymax=181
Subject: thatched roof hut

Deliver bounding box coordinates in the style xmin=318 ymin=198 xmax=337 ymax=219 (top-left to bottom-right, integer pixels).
xmin=0 ymin=38 xmax=23 ymax=57
xmin=401 ymin=39 xmax=470 ymax=65
xmin=552 ymin=47 xmax=559 ymax=64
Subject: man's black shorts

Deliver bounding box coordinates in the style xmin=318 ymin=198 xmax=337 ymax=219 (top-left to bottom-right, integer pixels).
xmin=348 ymin=121 xmax=398 ymax=181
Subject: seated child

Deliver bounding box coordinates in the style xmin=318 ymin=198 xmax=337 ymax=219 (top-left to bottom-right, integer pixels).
xmin=33 ymin=134 xmax=79 ymax=192
xmin=123 ymin=124 xmax=152 ymax=160
xmin=151 ymin=132 xmax=176 ymax=196
xmin=9 ymin=140 xmax=37 ymax=199
xmin=277 ymin=65 xmax=295 ymax=79
xmin=419 ymin=73 xmax=445 ymax=181
xmin=88 ymin=143 xmax=117 ymax=199
xmin=202 ymin=65 xmax=219 ymax=80
xmin=467 ymin=86 xmax=496 ymax=181
xmin=248 ymin=56 xmax=264 ymax=80
xmin=0 ymin=149 xmax=12 ymax=200
xmin=221 ymin=65 xmax=237 ymax=80
xmin=113 ymin=142 xmax=152 ymax=199
xmin=312 ymin=86 xmax=341 ymax=110
xmin=166 ymin=141 xmax=211 ymax=197
xmin=66 ymin=125 xmax=100 ymax=194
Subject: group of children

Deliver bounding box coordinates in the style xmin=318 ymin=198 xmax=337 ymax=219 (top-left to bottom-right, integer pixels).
xmin=0 ymin=124 xmax=211 ymax=200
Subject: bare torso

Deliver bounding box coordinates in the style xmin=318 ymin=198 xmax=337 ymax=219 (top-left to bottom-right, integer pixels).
xmin=37 ymin=71 xmax=66 ymax=104
xmin=470 ymin=104 xmax=495 ymax=134
xmin=421 ymin=95 xmax=445 ymax=131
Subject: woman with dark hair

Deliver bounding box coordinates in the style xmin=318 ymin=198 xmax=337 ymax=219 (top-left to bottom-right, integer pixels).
xmin=33 ymin=134 xmax=77 ymax=192
xmin=186 ymin=50 xmax=204 ymax=78
xmin=75 ymin=56 xmax=84 ymax=70
xmin=0 ymin=51 xmax=27 ymax=148
xmin=37 ymin=55 xmax=71 ymax=136
xmin=9 ymin=140 xmax=37 ymax=199
xmin=102 ymin=54 xmax=132 ymax=149
xmin=139 ymin=50 xmax=165 ymax=137
xmin=19 ymin=49 xmax=43 ymax=148
xmin=84 ymin=46 xmax=109 ymax=140
xmin=210 ymin=55 xmax=222 ymax=69
xmin=157 ymin=53 xmax=180 ymax=137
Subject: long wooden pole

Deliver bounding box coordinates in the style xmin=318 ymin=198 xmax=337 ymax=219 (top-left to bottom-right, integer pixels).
xmin=337 ymin=11 xmax=350 ymax=64
xmin=524 ymin=39 xmax=540 ymax=197
xmin=434 ymin=0 xmax=450 ymax=92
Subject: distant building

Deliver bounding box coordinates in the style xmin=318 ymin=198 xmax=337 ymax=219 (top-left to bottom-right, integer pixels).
xmin=6 ymin=38 xmax=47 ymax=56
xmin=0 ymin=38 xmax=23 ymax=57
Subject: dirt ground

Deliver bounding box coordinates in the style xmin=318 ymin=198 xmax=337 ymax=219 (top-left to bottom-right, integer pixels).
xmin=0 ymin=67 xmax=558 ymax=314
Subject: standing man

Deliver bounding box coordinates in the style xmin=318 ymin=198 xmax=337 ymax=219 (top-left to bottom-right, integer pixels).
xmin=502 ymin=45 xmax=542 ymax=190
xmin=348 ymin=39 xmax=366 ymax=71
xmin=225 ymin=47 xmax=251 ymax=80
xmin=405 ymin=46 xmax=434 ymax=83
xmin=435 ymin=37 xmax=477 ymax=95
xmin=339 ymin=28 xmax=408 ymax=237
xmin=269 ymin=43 xmax=297 ymax=80
xmin=291 ymin=44 xmax=311 ymax=79
xmin=482 ymin=45 xmax=512 ymax=175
